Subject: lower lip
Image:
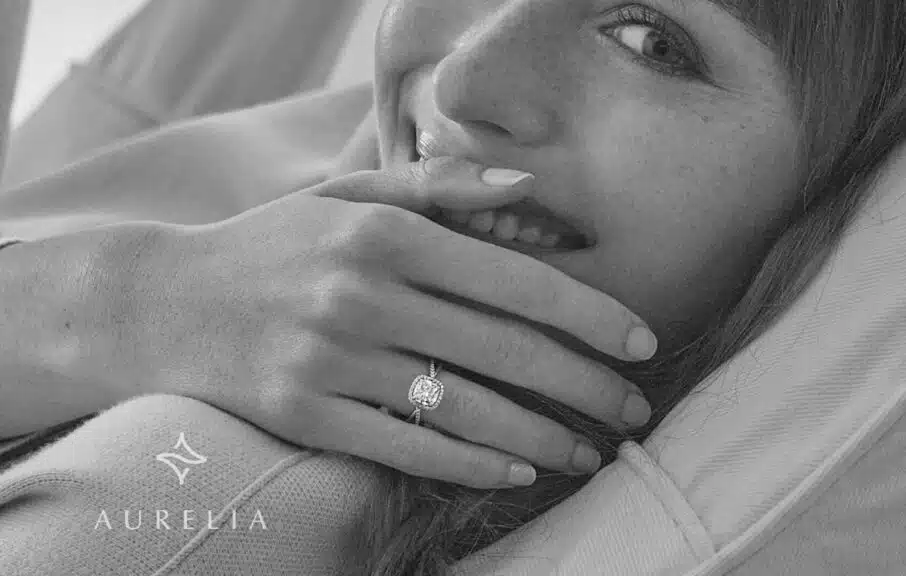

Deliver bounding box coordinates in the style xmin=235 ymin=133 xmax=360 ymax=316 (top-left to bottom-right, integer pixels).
xmin=405 ymin=125 xmax=590 ymax=254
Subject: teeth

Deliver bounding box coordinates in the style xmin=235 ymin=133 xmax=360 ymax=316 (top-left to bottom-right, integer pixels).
xmin=468 ymin=211 xmax=496 ymax=233
xmin=441 ymin=208 xmax=572 ymax=249
xmin=450 ymin=210 xmax=471 ymax=224
xmin=492 ymin=213 xmax=520 ymax=241
xmin=539 ymin=233 xmax=561 ymax=248
xmin=516 ymin=226 xmax=542 ymax=244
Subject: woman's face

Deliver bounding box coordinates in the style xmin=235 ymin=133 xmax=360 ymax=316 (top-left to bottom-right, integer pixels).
xmin=373 ymin=0 xmax=803 ymax=353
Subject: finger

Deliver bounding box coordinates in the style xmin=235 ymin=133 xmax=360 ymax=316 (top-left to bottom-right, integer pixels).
xmin=333 ymin=350 xmax=602 ymax=475
xmin=306 ymin=155 xmax=657 ymax=360
xmin=308 ymin=397 xmax=540 ymax=489
xmin=309 ymin=156 xmax=534 ymax=214
xmin=336 ymin=280 xmax=650 ymax=429
xmin=394 ymin=228 xmax=658 ymax=362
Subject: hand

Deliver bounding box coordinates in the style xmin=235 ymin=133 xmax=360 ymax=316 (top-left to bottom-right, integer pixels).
xmin=141 ymin=157 xmax=656 ymax=489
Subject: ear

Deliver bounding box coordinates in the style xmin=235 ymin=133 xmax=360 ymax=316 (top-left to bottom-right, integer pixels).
xmin=327 ymin=105 xmax=380 ymax=179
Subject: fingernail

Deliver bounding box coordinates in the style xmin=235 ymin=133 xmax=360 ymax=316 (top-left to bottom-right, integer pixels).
xmin=622 ymin=393 xmax=652 ymax=427
xmin=481 ymin=168 xmax=535 ymax=187
xmin=572 ymin=441 xmax=602 ymax=474
xmin=625 ymin=326 xmax=658 ymax=360
xmin=508 ymin=462 xmax=537 ymax=486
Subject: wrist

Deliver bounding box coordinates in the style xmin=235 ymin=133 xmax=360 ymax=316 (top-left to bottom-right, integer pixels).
xmin=0 ymin=223 xmax=187 ymax=436
xmin=90 ymin=221 xmax=196 ymax=398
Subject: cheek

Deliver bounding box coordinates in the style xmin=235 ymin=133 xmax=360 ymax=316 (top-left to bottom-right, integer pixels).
xmin=569 ymin=103 xmax=800 ymax=334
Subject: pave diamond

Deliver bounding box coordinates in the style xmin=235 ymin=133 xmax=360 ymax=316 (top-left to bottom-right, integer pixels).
xmin=409 ymin=375 xmax=444 ymax=410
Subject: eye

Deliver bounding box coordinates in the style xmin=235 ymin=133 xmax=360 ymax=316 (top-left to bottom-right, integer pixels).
xmin=599 ymin=5 xmax=705 ymax=78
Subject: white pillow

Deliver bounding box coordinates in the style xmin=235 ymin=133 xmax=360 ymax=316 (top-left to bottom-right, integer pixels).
xmin=326 ymin=0 xmax=387 ymax=91
xmin=453 ymin=144 xmax=906 ymax=575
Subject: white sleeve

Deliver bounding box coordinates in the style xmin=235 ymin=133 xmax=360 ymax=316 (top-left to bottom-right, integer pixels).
xmin=453 ymin=441 xmax=716 ymax=576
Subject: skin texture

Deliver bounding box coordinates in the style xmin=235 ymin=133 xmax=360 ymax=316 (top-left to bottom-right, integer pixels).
xmin=373 ymin=0 xmax=805 ymax=355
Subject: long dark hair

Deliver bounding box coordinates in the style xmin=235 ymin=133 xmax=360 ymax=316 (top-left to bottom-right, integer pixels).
xmin=343 ymin=1 xmax=906 ymax=573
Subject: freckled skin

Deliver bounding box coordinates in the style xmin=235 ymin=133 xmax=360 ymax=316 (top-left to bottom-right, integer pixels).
xmin=374 ymin=0 xmax=804 ymax=354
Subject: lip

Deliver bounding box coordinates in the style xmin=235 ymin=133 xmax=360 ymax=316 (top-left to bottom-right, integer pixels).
xmin=406 ymin=122 xmax=598 ymax=250
xmin=432 ymin=207 xmax=589 ymax=255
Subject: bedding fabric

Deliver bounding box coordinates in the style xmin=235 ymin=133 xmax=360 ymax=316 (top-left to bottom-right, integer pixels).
xmin=1 ymin=0 xmax=363 ymax=190
xmin=2 ymin=0 xmax=906 ymax=571
xmin=1 ymin=80 xmax=906 ymax=575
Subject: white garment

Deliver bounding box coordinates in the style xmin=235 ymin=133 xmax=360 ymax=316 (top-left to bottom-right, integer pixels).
xmin=454 ymin=143 xmax=906 ymax=575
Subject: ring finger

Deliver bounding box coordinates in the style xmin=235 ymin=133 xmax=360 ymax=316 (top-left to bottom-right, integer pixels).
xmin=335 ymin=350 xmax=603 ymax=476
xmin=340 ymin=281 xmax=650 ymax=430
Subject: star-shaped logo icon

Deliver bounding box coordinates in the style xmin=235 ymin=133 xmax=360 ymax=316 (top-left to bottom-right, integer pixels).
xmin=156 ymin=432 xmax=207 ymax=486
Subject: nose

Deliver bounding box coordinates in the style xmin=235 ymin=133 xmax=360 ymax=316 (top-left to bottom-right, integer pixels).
xmin=431 ymin=6 xmax=559 ymax=146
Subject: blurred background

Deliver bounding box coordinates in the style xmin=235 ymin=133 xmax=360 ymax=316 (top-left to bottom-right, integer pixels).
xmin=10 ymin=0 xmax=382 ymax=127
xmin=3 ymin=0 xmax=383 ymax=188
xmin=11 ymin=0 xmax=148 ymax=126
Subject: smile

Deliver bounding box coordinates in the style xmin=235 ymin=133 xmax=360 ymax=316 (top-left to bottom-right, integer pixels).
xmin=412 ymin=127 xmax=591 ymax=254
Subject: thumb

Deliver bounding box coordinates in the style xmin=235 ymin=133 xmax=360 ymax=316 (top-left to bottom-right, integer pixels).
xmin=311 ymin=156 xmax=535 ymax=214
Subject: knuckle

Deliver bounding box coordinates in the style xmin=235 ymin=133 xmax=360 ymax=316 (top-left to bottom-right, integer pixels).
xmin=341 ymin=204 xmax=408 ymax=253
xmin=486 ymin=323 xmax=535 ymax=367
xmin=418 ymin=155 xmax=459 ymax=177
xmin=291 ymin=334 xmax=342 ymax=392
xmin=447 ymin=387 xmax=488 ymax=431
xmin=256 ymin=370 xmax=318 ymax=434
xmin=309 ymin=271 xmax=377 ymax=332
xmin=494 ymin=263 xmax=556 ymax=314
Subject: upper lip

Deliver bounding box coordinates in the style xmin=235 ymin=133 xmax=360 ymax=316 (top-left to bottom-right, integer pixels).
xmin=409 ymin=121 xmax=597 ymax=249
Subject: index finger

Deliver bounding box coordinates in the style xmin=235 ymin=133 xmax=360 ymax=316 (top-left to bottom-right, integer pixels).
xmin=396 ymin=230 xmax=658 ymax=362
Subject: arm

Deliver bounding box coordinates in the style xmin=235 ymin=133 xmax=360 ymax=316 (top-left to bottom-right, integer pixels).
xmin=0 ymin=222 xmax=171 ymax=439
xmin=0 ymin=83 xmax=372 ymax=439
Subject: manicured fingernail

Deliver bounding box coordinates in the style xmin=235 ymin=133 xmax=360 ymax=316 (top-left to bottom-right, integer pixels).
xmin=572 ymin=441 xmax=602 ymax=474
xmin=625 ymin=326 xmax=658 ymax=360
xmin=622 ymin=393 xmax=652 ymax=427
xmin=508 ymin=462 xmax=537 ymax=486
xmin=481 ymin=168 xmax=535 ymax=187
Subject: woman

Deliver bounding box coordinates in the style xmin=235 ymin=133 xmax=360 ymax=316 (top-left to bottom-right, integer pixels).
xmin=2 ymin=0 xmax=905 ymax=574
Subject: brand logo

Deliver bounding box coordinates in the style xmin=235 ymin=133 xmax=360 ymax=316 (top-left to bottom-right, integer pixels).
xmin=155 ymin=432 xmax=207 ymax=485
xmin=93 ymin=433 xmax=268 ymax=532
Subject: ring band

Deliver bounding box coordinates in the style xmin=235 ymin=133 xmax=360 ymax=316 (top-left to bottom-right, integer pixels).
xmin=408 ymin=359 xmax=444 ymax=426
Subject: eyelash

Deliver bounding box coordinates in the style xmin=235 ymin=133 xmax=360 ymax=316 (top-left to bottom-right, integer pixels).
xmin=598 ymin=4 xmax=707 ymax=80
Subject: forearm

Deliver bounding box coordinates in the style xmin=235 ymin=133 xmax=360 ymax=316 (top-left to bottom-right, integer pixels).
xmin=0 ymin=223 xmax=171 ymax=439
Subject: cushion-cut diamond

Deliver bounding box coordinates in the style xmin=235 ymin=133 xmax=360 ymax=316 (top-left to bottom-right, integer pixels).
xmin=409 ymin=375 xmax=444 ymax=409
